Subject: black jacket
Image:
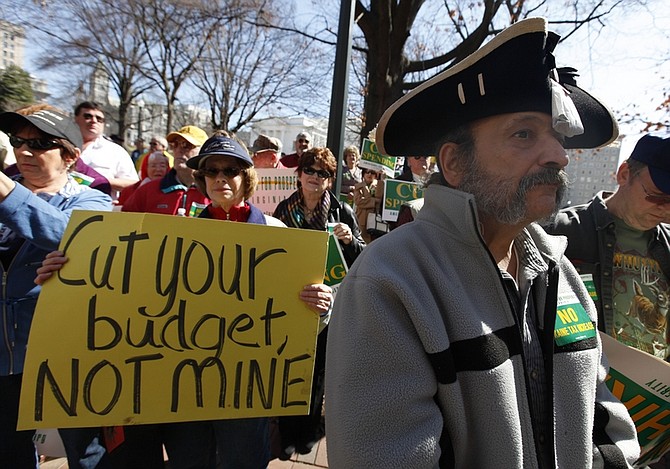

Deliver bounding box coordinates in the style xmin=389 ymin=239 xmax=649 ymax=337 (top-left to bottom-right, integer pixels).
xmin=545 ymin=191 xmax=670 ymax=340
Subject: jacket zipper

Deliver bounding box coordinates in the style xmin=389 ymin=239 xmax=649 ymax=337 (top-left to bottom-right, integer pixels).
xmin=1 ymin=269 xmax=13 ymax=375
xmin=467 ymin=198 xmax=553 ymax=468
xmin=2 ymin=242 xmax=29 ymax=376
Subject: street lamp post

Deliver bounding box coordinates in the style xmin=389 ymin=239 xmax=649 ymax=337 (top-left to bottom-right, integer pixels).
xmin=137 ymin=99 xmax=145 ymax=140
xmin=327 ymin=0 xmax=355 ymax=198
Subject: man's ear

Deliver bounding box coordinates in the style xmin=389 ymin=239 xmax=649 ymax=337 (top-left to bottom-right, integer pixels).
xmin=438 ymin=142 xmax=464 ymax=187
xmin=616 ymin=161 xmax=631 ymax=187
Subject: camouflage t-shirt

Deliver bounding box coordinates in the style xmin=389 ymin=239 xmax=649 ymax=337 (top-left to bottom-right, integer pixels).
xmin=611 ymin=217 xmax=669 ymax=359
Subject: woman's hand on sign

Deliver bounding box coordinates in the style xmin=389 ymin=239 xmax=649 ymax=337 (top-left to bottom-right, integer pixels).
xmin=300 ymin=283 xmax=333 ymax=316
xmin=34 ymin=250 xmax=68 ymax=285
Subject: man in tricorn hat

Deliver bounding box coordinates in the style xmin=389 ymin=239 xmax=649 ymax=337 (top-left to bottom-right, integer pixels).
xmin=325 ymin=18 xmax=639 ymax=468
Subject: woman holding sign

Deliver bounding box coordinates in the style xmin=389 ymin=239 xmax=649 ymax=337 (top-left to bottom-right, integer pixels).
xmin=37 ymin=135 xmax=334 ymax=469
xmin=192 ymin=134 xmax=335 ymax=467
xmin=189 ymin=134 xmax=334 ymax=322
xmin=273 ymin=147 xmax=364 ymax=461
xmin=0 ymin=108 xmax=112 ymax=468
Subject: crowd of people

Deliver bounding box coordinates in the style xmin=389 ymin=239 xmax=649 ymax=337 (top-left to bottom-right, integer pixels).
xmin=0 ymin=93 xmax=379 ymax=468
xmin=0 ymin=15 xmax=668 ymax=469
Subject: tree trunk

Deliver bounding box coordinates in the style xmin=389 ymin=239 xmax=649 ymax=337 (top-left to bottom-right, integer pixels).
xmin=357 ymin=0 xmax=423 ymax=145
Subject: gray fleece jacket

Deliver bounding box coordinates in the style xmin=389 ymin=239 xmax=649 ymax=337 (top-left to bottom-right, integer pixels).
xmin=325 ymin=184 xmax=639 ymax=468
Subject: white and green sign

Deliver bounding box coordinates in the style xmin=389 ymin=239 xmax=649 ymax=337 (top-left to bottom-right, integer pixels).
xmin=359 ymin=138 xmax=396 ymax=177
xmin=382 ymin=179 xmax=423 ymax=222
xmin=323 ymin=234 xmax=348 ymax=296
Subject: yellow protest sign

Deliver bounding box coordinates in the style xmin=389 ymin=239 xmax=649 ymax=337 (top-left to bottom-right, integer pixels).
xmin=18 ymin=211 xmax=328 ymax=429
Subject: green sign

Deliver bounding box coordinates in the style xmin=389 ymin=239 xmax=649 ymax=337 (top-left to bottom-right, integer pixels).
xmin=580 ymin=273 xmax=599 ymax=301
xmin=382 ymin=179 xmax=423 ymax=222
xmin=323 ymin=234 xmax=348 ymax=295
xmin=554 ymin=302 xmax=597 ymax=346
xmin=359 ymin=138 xmax=396 ymax=177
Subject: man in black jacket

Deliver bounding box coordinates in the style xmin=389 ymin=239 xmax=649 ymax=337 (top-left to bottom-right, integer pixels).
xmin=545 ymin=134 xmax=670 ymax=363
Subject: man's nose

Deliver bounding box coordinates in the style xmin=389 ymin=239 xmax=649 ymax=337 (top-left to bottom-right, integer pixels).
xmin=542 ymin=136 xmax=569 ymax=169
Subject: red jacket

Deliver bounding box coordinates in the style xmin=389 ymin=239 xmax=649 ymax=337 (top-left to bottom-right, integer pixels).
xmin=279 ymin=152 xmax=300 ymax=168
xmin=122 ymin=169 xmax=209 ymax=216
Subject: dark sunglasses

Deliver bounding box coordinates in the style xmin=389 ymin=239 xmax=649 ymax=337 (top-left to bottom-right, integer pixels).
xmin=302 ymin=166 xmax=331 ymax=178
xmin=298 ymin=139 xmax=310 ymax=144
xmin=200 ymin=167 xmax=243 ymax=178
xmin=641 ymin=182 xmax=670 ymax=205
xmin=150 ymin=141 xmax=159 ymax=146
xmin=9 ymin=135 xmax=62 ymax=151
xmin=82 ymin=112 xmax=106 ymax=123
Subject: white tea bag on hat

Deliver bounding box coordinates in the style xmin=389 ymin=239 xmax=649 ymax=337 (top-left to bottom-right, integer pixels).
xmin=551 ymin=79 xmax=584 ymax=138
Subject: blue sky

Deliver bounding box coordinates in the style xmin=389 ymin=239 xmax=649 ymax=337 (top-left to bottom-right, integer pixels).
xmin=554 ymin=2 xmax=670 ymax=159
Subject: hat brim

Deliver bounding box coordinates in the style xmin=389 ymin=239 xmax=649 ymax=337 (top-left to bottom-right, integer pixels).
xmin=0 ymin=112 xmax=83 ymax=149
xmin=376 ymin=17 xmax=617 ymax=156
xmin=251 ymin=146 xmax=277 ymax=153
xmin=167 ymin=130 xmax=204 ymax=147
xmin=186 ymin=151 xmax=254 ymax=170
xmin=648 ymin=168 xmax=670 ymax=195
xmin=560 ymin=83 xmax=618 ymax=149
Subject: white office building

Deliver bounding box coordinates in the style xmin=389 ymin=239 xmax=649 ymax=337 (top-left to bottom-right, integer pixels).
xmin=248 ymin=116 xmax=328 ymax=154
xmin=0 ymin=20 xmax=24 ymax=71
xmin=564 ymin=138 xmax=622 ymax=207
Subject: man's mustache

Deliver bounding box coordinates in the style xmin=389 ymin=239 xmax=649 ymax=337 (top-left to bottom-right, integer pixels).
xmin=519 ymin=168 xmax=569 ymax=191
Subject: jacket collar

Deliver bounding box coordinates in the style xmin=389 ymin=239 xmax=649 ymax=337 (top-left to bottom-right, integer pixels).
xmin=591 ymin=190 xmax=670 ymax=243
xmin=160 ymin=169 xmax=189 ymax=193
xmin=200 ymin=202 xmax=267 ymax=225
xmin=589 ymin=191 xmax=617 ymax=231
xmin=326 ymin=190 xmax=343 ymax=212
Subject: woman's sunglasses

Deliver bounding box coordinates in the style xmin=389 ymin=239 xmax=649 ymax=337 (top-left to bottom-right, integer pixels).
xmin=302 ymin=166 xmax=332 ymax=178
xmin=9 ymin=135 xmax=62 ymax=151
xmin=200 ymin=167 xmax=243 ymax=178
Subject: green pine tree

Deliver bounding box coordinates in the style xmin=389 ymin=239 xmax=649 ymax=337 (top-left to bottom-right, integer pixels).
xmin=0 ymin=65 xmax=34 ymax=112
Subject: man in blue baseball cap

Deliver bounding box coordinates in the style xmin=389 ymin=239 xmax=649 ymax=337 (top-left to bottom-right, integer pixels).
xmin=546 ymin=134 xmax=670 ymax=468
xmin=547 ymin=134 xmax=670 ymax=361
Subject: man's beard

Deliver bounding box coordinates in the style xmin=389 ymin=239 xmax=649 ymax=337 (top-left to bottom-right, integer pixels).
xmin=458 ymin=157 xmax=568 ymax=225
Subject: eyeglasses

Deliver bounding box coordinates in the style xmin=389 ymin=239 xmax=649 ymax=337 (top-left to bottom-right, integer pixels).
xmin=82 ymin=112 xmax=106 ymax=123
xmin=200 ymin=167 xmax=242 ymax=178
xmin=150 ymin=141 xmax=159 ymax=146
xmin=640 ymin=182 xmax=670 ymax=205
xmin=298 ymin=139 xmax=310 ymax=144
xmin=302 ymin=166 xmax=331 ymax=178
xmin=170 ymin=140 xmax=196 ymax=151
xmin=412 ymin=156 xmax=427 ymax=160
xmin=9 ymin=135 xmax=62 ymax=151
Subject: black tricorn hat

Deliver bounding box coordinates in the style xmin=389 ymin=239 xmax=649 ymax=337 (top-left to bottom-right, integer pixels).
xmin=376 ymin=17 xmax=618 ymax=156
